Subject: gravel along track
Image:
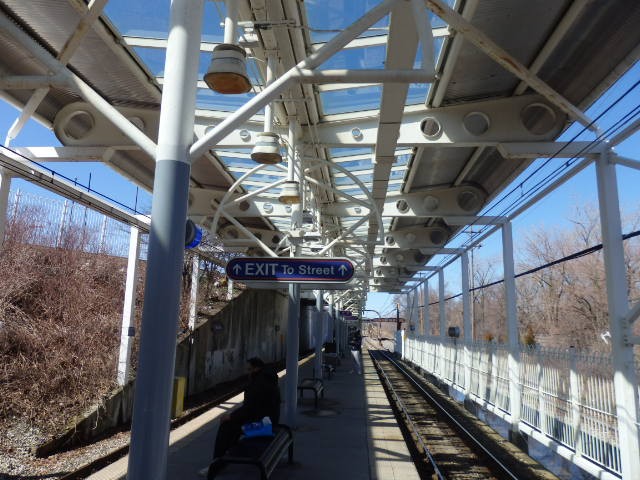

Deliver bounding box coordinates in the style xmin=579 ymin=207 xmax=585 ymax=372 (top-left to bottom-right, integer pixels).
xmin=369 ymin=349 xmax=560 ymax=480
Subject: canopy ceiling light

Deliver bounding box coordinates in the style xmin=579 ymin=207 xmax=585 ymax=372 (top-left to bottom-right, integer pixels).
xmin=203 ymin=44 xmax=251 ymax=95
xmin=251 ymin=132 xmax=282 ymax=164
xmin=278 ymin=180 xmax=301 ymax=204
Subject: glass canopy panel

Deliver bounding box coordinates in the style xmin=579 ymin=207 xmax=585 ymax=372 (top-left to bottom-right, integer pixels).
xmin=407 ymin=84 xmax=429 ymax=105
xmin=196 ymin=89 xmax=259 ymax=112
xmin=389 ymin=169 xmax=406 ymax=181
xmin=304 ymin=0 xmax=389 ymax=43
xmin=243 ymin=173 xmax=285 ymax=184
xmin=334 ymin=157 xmax=372 ymax=170
xmin=395 ymin=152 xmax=411 ymax=166
xmin=105 ymin=0 xmax=224 ymax=40
xmin=339 ymin=187 xmax=369 ymax=197
xmin=387 ymin=183 xmax=402 ymax=193
xmin=320 ymin=86 xmax=383 ymax=115
xmin=320 ymin=46 xmax=386 ymax=70
xmin=330 ymin=148 xmax=370 ymax=157
xmin=219 ymin=155 xmax=255 ymax=169
xmin=104 ymin=0 xmax=170 ymax=38
xmin=335 ymin=172 xmax=373 ymax=185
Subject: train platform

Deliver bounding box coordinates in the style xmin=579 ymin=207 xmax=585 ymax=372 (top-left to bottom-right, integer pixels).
xmin=87 ymin=350 xmax=420 ymax=480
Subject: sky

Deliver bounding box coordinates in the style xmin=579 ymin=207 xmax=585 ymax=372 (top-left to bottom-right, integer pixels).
xmin=0 ymin=56 xmax=639 ymax=321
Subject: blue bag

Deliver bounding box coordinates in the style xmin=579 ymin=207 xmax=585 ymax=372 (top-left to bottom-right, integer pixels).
xmin=241 ymin=416 xmax=274 ymax=438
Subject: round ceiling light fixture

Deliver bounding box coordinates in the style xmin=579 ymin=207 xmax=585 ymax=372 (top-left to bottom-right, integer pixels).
xmin=251 ymin=132 xmax=282 ymax=164
xmin=204 ymin=44 xmax=252 ymax=94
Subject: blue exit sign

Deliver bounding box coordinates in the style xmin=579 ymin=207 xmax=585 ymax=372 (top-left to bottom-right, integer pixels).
xmin=226 ymin=257 xmax=355 ymax=283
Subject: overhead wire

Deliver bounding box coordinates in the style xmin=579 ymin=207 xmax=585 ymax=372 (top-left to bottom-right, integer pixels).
xmin=427 ymin=228 xmax=640 ymax=306
xmin=432 ymin=75 xmax=640 ymax=271
xmin=0 ymin=144 xmax=150 ymax=219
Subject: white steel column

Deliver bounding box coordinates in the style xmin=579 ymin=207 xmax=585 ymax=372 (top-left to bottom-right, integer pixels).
xmin=223 ymin=0 xmax=238 ymax=45
xmin=117 ymin=225 xmax=141 ymax=386
xmin=284 ymin=119 xmax=301 ymax=428
xmin=410 ymin=290 xmax=419 ymax=333
xmin=98 ymin=215 xmax=108 ymax=253
xmin=264 ymin=53 xmax=276 ymax=133
xmin=424 ymin=279 xmax=430 ymax=336
xmin=502 ymin=221 xmax=522 ymax=439
xmin=314 ymin=290 xmax=324 ymax=379
xmin=569 ymin=348 xmax=582 ymax=454
xmin=461 ymin=251 xmax=472 ymax=396
xmin=227 ymin=278 xmax=233 ymax=300
xmin=438 ymin=268 xmax=446 ymax=378
xmin=56 ymin=199 xmax=69 ymax=247
xmin=188 ymin=254 xmax=199 ymax=331
xmin=127 ymin=1 xmax=203 ymax=479
xmin=596 ymin=147 xmax=640 ymax=478
xmin=0 ymin=169 xmax=12 ymax=245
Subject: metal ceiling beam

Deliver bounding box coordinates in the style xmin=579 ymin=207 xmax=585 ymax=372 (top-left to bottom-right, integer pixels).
xmin=0 ymin=13 xmax=157 ymax=158
xmin=190 ymin=0 xmax=398 ymax=161
xmin=309 ymin=95 xmax=565 ymax=148
xmin=424 ymin=0 xmax=597 ymax=132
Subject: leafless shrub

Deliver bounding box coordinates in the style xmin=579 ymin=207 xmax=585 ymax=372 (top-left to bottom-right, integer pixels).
xmin=0 ymin=226 xmax=130 ymax=434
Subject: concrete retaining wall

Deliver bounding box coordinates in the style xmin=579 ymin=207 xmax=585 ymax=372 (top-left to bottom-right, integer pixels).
xmin=177 ymin=288 xmax=289 ymax=394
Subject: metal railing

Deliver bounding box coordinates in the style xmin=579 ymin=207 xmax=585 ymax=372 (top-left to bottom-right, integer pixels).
xmin=404 ymin=335 xmax=622 ymax=479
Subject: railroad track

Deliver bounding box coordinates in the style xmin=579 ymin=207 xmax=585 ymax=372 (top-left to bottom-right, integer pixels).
xmin=368 ymin=348 xmax=559 ymax=480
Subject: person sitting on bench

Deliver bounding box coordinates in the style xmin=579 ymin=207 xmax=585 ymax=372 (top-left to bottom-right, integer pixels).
xmin=212 ymin=357 xmax=281 ymax=461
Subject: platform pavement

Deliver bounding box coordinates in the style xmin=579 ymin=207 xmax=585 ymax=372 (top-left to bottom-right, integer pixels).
xmin=88 ymin=350 xmax=420 ymax=480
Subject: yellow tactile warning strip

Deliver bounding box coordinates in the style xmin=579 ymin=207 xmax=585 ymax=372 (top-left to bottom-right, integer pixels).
xmin=87 ymin=355 xmax=315 ymax=480
xmin=363 ymin=350 xmax=421 ymax=480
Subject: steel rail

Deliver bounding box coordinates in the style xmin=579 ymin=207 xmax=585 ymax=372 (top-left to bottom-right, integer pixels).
xmin=371 ymin=349 xmax=522 ymax=480
xmin=370 ymin=349 xmax=446 ymax=479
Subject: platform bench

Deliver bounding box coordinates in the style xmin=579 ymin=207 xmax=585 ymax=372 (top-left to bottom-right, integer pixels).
xmin=207 ymin=424 xmax=294 ymax=480
xmin=322 ymin=363 xmax=335 ymax=379
xmin=297 ymin=378 xmax=324 ymax=408
xmin=324 ymin=353 xmax=341 ymax=367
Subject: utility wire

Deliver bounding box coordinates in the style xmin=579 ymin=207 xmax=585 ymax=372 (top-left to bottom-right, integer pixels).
xmin=435 ymin=76 xmax=640 ymax=265
xmin=427 ymin=228 xmax=640 ymax=306
xmin=0 ymin=145 xmax=150 ymax=218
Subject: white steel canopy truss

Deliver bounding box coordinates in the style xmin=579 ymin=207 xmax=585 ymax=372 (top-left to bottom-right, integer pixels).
xmin=1 ymin=0 xmax=640 ymax=370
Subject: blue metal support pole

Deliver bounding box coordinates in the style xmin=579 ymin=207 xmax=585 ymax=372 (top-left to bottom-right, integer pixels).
xmin=126 ymin=1 xmax=203 ymax=478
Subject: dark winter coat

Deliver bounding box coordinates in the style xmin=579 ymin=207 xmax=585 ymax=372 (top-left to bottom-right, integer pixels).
xmin=230 ymin=368 xmax=281 ymax=425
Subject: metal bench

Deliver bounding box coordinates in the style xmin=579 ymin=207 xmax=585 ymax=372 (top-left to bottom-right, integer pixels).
xmin=207 ymin=424 xmax=294 ymax=480
xmin=322 ymin=362 xmax=335 ymax=379
xmin=297 ymin=378 xmax=324 ymax=408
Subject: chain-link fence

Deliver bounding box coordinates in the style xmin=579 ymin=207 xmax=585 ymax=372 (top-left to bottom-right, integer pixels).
xmin=6 ymin=188 xmax=148 ymax=259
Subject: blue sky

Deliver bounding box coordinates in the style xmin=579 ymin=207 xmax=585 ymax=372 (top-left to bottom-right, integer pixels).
xmin=0 ymin=61 xmax=639 ymax=319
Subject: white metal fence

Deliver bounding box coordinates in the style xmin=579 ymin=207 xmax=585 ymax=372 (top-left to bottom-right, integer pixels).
xmin=404 ymin=335 xmax=622 ymax=479
xmin=6 ymin=188 xmax=147 ymax=258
